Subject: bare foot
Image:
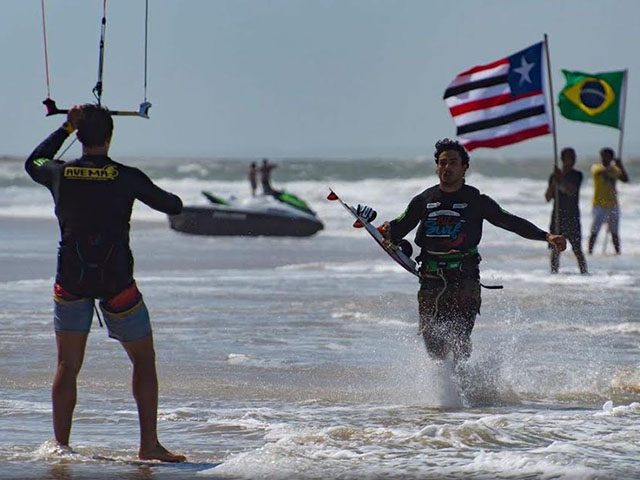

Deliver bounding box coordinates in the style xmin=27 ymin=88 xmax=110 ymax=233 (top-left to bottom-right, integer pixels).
xmin=139 ymin=441 xmax=186 ymax=463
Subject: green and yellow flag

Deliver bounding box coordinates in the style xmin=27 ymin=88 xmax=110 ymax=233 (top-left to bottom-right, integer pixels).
xmin=558 ymin=70 xmax=627 ymax=129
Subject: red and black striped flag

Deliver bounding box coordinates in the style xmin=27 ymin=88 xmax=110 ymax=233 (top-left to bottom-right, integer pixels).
xmin=443 ymin=42 xmax=551 ymax=151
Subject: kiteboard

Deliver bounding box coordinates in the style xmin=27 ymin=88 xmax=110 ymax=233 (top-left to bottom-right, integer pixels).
xmin=327 ymin=189 xmax=419 ymax=277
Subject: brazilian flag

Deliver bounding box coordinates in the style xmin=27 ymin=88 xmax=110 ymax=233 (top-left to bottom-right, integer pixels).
xmin=558 ymin=70 xmax=627 ymax=129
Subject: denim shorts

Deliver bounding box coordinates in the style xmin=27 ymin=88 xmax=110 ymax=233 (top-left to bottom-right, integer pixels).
xmin=53 ymin=283 xmax=152 ymax=343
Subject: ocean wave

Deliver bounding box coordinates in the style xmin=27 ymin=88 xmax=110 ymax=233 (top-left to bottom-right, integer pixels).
xmin=200 ymin=401 xmax=633 ymax=479
xmin=481 ymin=268 xmax=636 ymax=287
xmin=330 ymin=310 xmax=408 ymax=328
xmin=277 ymin=260 xmax=407 ymax=276
xmin=5 ymin=159 xmax=640 ymax=251
xmin=594 ymin=400 xmax=640 ymax=417
xmin=498 ymin=320 xmax=640 ymax=337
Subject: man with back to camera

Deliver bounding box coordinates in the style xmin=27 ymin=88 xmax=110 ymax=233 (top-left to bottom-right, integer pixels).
xmin=358 ymin=139 xmax=566 ymax=366
xmin=544 ymin=147 xmax=588 ymax=274
xmin=588 ymin=147 xmax=629 ymax=255
xmin=260 ymin=158 xmax=278 ymax=195
xmin=25 ymin=104 xmax=186 ymax=462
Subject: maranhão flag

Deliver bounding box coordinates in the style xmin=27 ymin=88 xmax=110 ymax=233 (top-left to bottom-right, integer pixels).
xmin=443 ymin=42 xmax=551 ymax=151
xmin=558 ymin=70 xmax=627 ymax=129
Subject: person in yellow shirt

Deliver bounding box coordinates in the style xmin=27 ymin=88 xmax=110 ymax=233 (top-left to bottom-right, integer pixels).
xmin=588 ymin=148 xmax=629 ymax=254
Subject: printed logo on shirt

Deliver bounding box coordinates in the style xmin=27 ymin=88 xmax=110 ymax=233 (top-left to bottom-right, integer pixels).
xmin=32 ymin=158 xmax=51 ymax=167
xmin=64 ymin=165 xmax=119 ymax=181
xmin=426 ymin=202 xmax=441 ymax=209
xmin=425 ymin=210 xmax=465 ymax=239
xmin=452 ymin=203 xmax=468 ymax=209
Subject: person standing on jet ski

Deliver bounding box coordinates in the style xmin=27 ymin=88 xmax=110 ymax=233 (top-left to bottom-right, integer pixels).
xmin=260 ymin=158 xmax=278 ymax=195
xmin=248 ymin=162 xmax=258 ymax=197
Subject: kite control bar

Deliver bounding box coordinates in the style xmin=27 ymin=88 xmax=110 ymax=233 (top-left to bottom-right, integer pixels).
xmin=40 ymin=0 xmax=152 ymax=120
xmin=43 ymin=98 xmax=152 ymax=118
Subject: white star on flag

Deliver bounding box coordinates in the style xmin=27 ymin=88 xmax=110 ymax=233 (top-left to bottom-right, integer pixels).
xmin=514 ymin=57 xmax=535 ymax=85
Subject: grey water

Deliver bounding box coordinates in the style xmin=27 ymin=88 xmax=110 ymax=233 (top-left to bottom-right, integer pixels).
xmin=1 ymin=156 xmax=640 ymax=479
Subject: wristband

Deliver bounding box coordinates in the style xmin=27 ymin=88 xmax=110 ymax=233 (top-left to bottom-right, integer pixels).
xmin=62 ymin=122 xmax=76 ymax=134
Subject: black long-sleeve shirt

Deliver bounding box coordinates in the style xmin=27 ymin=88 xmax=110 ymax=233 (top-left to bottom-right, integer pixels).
xmin=389 ymin=184 xmax=547 ymax=257
xmin=25 ymin=127 xmax=182 ymax=297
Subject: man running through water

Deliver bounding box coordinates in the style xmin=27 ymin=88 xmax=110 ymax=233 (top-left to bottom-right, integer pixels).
xmin=362 ymin=139 xmax=566 ymax=365
xmin=25 ymin=104 xmax=186 ymax=462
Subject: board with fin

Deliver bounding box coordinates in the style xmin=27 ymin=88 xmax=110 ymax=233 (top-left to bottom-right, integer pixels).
xmin=327 ymin=189 xmax=419 ymax=277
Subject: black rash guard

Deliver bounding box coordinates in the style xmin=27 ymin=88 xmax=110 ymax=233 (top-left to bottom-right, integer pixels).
xmin=389 ymin=184 xmax=547 ymax=258
xmin=25 ymin=127 xmax=183 ymax=298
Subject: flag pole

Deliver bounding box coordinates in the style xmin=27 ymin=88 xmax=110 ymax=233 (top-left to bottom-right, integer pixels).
xmin=605 ymin=69 xmax=628 ymax=254
xmin=617 ymin=69 xmax=628 ymax=161
xmin=544 ymin=33 xmax=560 ymax=234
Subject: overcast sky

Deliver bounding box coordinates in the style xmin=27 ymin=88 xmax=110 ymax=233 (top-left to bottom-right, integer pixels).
xmin=2 ymin=0 xmax=639 ymax=159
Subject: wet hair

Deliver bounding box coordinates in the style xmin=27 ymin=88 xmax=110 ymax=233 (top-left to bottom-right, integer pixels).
xmin=434 ymin=138 xmax=470 ymax=165
xmin=600 ymin=147 xmax=614 ymax=158
xmin=560 ymin=147 xmax=576 ymax=160
xmin=76 ymin=104 xmax=113 ymax=147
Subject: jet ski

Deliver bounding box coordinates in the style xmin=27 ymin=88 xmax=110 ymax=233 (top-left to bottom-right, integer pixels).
xmin=168 ymin=190 xmax=323 ymax=237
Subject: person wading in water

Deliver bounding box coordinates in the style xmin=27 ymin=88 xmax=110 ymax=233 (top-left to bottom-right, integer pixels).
xmin=25 ymin=103 xmax=186 ymax=462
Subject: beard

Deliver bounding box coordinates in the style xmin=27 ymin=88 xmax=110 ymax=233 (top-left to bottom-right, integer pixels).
xmin=440 ymin=172 xmax=463 ymax=185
